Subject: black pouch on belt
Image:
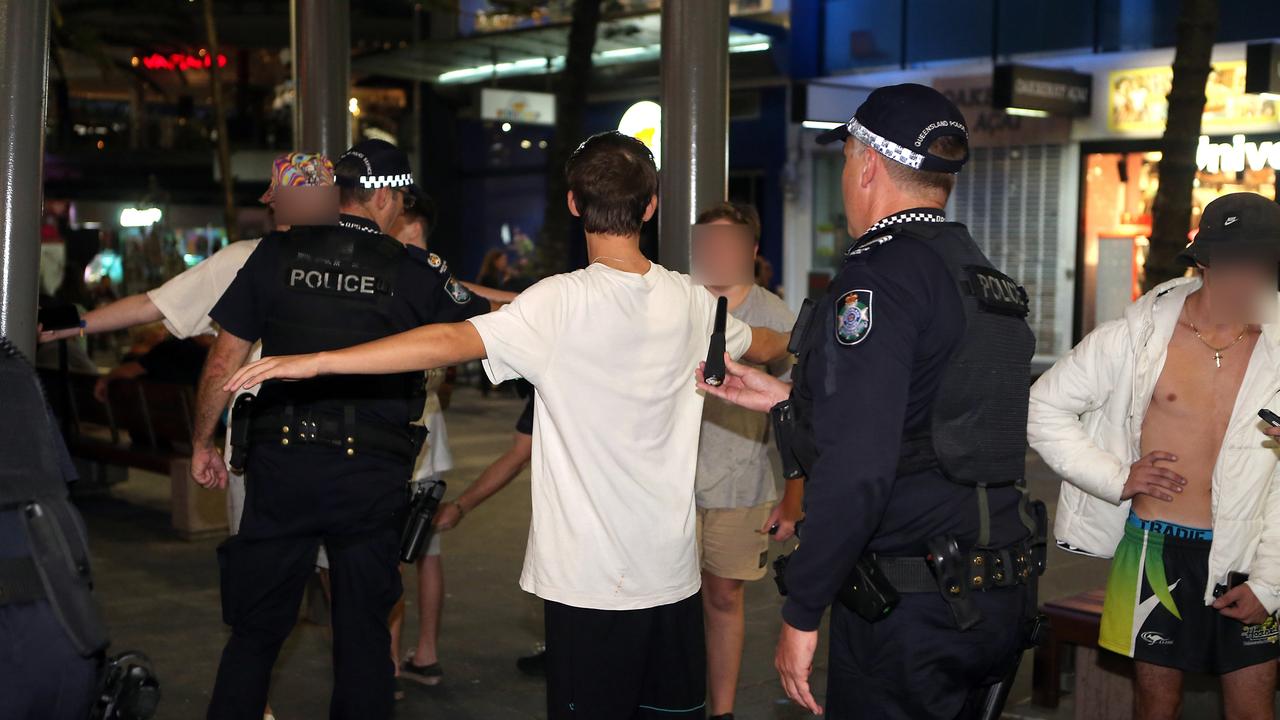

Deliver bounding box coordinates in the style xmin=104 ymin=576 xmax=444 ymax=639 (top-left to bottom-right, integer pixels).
xmin=228 ymin=394 xmax=255 ymax=474
xmin=836 ymin=556 xmax=900 ymax=622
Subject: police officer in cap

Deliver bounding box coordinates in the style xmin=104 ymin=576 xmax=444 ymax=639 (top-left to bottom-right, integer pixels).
xmin=698 ymin=84 xmax=1046 ymax=719
xmin=190 ymin=138 xmax=489 ymax=719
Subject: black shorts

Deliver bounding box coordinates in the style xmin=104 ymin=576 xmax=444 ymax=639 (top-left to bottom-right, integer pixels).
xmin=515 ymin=395 xmax=534 ymax=436
xmin=1099 ymin=512 xmax=1280 ymax=674
xmin=544 ymin=592 xmax=706 ymax=719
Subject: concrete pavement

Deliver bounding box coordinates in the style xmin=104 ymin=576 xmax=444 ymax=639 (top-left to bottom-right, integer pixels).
xmin=80 ymin=387 xmax=1111 ymax=719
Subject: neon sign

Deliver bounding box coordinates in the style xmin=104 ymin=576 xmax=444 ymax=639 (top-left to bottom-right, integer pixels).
xmin=138 ymin=52 xmax=228 ymax=71
xmin=1197 ymin=134 xmax=1280 ymax=173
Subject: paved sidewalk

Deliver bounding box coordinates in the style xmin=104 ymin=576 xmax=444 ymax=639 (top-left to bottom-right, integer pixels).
xmin=81 ymin=387 xmax=1114 ymax=719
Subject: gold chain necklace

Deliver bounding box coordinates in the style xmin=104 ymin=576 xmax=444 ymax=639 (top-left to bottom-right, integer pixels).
xmin=1188 ymin=322 xmax=1248 ymax=369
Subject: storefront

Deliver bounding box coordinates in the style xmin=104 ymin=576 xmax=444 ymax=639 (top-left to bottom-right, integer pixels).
xmin=1076 ymin=58 xmax=1280 ymax=336
xmin=794 ymin=73 xmax=1076 ymax=360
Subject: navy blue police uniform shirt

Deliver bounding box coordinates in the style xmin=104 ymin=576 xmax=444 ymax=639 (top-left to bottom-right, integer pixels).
xmin=780 ymin=209 xmax=1026 ymax=632
xmin=209 ymin=213 xmax=489 ymax=423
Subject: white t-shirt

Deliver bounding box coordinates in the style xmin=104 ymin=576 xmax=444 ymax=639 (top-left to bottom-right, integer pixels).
xmin=468 ymin=262 xmax=753 ymax=611
xmin=147 ymin=239 xmax=260 ymax=338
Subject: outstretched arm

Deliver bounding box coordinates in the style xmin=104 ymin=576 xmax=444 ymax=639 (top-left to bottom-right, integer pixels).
xmin=461 ymin=281 xmax=518 ymax=307
xmin=40 ymin=294 xmax=163 ymax=343
xmin=224 ymin=321 xmax=487 ymax=392
xmin=743 ymin=326 xmax=790 ymax=365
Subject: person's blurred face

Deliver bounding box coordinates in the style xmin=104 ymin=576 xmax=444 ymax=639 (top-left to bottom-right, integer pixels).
xmin=1201 ymin=259 xmax=1278 ymax=325
xmin=272 ymin=186 xmax=339 ymax=228
xmin=692 ymin=218 xmax=757 ymax=287
xmin=495 ymin=254 xmax=509 ymax=273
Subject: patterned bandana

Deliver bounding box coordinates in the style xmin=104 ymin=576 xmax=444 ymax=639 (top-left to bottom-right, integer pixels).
xmin=260 ymin=152 xmax=336 ymax=204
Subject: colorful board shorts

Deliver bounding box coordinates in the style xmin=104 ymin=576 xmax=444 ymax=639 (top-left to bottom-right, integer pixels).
xmin=1098 ymin=511 xmax=1280 ymax=674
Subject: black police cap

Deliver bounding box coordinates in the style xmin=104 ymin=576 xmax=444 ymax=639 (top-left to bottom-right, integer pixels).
xmin=1178 ymin=192 xmax=1280 ymax=267
xmin=817 ymin=83 xmax=970 ymax=174
xmin=334 ymin=138 xmax=416 ymax=191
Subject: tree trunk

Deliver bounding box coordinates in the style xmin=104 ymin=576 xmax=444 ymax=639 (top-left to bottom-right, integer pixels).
xmin=534 ymin=0 xmax=603 ymax=275
xmin=1144 ymin=0 xmax=1219 ymax=290
xmin=203 ymin=0 xmax=238 ymax=243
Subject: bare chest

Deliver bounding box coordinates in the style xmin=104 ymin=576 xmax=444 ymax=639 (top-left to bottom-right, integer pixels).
xmin=1145 ymin=326 xmax=1257 ymax=427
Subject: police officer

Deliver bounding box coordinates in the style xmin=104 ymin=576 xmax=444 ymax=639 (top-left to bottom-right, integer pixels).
xmin=698 ymin=84 xmax=1045 ymax=719
xmin=189 ymin=139 xmax=489 ymax=720
xmin=0 ymin=335 xmax=109 ymax=720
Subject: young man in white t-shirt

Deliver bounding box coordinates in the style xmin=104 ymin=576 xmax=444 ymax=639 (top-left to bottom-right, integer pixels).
xmin=224 ymin=131 xmax=791 ymax=718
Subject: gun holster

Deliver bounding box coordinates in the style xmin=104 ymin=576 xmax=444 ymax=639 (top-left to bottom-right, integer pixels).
xmin=228 ymin=394 xmax=255 ymax=474
xmin=926 ymin=534 xmax=983 ymax=631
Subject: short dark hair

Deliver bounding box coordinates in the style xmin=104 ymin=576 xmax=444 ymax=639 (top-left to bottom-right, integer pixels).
xmin=696 ymin=201 xmax=761 ymax=242
xmin=335 ymin=156 xmax=376 ymax=207
xmin=875 ymin=135 xmax=968 ymax=196
xmin=565 ymin=131 xmax=658 ymax=236
xmin=403 ymin=190 xmax=437 ymax=238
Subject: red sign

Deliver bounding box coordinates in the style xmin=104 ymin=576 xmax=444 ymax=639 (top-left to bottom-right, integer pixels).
xmin=139 ymin=52 xmax=227 ymax=71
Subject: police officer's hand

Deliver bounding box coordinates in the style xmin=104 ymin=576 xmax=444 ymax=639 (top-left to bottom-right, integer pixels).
xmin=224 ymin=352 xmax=322 ymax=392
xmin=696 ymin=353 xmax=791 ymax=413
xmin=1120 ymin=451 xmax=1186 ymax=502
xmin=1213 ymin=583 xmax=1270 ymax=626
xmin=776 ymin=621 xmax=823 ymax=715
xmin=191 ymin=443 xmax=228 ymax=490
xmin=1264 ymin=426 xmax=1280 ymax=440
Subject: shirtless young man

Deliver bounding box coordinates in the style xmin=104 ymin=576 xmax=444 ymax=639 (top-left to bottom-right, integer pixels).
xmin=1029 ymin=192 xmax=1280 ymax=719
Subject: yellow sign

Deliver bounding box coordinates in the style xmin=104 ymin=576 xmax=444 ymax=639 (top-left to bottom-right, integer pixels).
xmin=1108 ymin=61 xmax=1280 ymax=132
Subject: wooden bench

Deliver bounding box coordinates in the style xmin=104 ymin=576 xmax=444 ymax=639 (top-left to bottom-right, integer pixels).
xmin=1034 ymin=588 xmax=1106 ymax=708
xmin=39 ymin=369 xmax=226 ymax=538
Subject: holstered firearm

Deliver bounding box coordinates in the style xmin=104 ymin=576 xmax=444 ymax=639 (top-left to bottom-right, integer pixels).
xmin=228 ymin=394 xmax=255 ymax=474
xmin=400 ymin=480 xmax=446 ymax=564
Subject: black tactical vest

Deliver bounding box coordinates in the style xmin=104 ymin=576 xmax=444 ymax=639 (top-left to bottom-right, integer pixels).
xmin=0 ymin=337 xmax=109 ymax=656
xmin=896 ymin=222 xmax=1036 ymax=488
xmin=786 ymin=222 xmax=1035 ymax=489
xmin=257 ymin=225 xmax=425 ymax=428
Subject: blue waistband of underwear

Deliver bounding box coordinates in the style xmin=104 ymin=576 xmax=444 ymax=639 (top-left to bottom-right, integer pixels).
xmin=1127 ymin=510 xmax=1213 ymax=541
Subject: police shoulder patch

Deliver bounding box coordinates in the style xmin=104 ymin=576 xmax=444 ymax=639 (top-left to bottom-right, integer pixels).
xmin=835 ymin=289 xmax=873 ymax=345
xmin=445 ymin=275 xmax=473 ymax=305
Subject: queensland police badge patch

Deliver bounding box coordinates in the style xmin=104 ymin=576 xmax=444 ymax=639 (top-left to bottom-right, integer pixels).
xmin=835 ymin=289 xmax=872 ymax=345
xmin=445 ymin=276 xmax=473 ymax=305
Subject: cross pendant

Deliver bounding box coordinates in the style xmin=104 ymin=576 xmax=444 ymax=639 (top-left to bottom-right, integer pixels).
xmin=1214 ymin=352 xmax=1223 ymax=368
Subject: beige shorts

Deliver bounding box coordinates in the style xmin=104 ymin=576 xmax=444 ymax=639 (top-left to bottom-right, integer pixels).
xmin=696 ymin=502 xmax=775 ymax=582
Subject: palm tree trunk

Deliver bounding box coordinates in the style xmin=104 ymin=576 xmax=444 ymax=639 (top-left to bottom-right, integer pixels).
xmin=535 ymin=0 xmax=603 ymax=275
xmin=1144 ymin=0 xmax=1219 ymax=290
xmin=203 ymin=0 xmax=238 ymax=243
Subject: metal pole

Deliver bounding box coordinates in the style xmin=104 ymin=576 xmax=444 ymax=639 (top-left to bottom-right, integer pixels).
xmin=0 ymin=0 xmax=50 ymax=357
xmin=291 ymin=0 xmax=351 ymax=158
xmin=658 ymin=0 xmax=729 ymax=273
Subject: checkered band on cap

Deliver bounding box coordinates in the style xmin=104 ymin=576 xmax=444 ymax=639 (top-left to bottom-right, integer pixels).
xmin=848 ymin=118 xmax=925 ymax=170
xmin=358 ymin=173 xmax=414 ymax=189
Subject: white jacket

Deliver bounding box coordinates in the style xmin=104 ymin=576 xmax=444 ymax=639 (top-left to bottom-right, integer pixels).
xmin=1028 ymin=277 xmax=1280 ymax=613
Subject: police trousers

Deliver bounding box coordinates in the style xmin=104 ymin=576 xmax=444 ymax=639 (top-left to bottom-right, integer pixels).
xmin=207 ymin=446 xmax=408 ymax=720
xmin=0 ymin=600 xmax=98 ymax=720
xmin=825 ymin=585 xmax=1026 ymax=720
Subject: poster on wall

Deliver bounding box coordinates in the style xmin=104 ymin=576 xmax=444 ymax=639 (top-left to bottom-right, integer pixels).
xmin=1108 ymin=60 xmax=1280 ymax=132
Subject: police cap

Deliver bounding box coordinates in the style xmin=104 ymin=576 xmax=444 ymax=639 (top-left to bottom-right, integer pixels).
xmin=817 ymin=83 xmax=969 ymax=174
xmin=334 ymin=138 xmax=416 ymax=192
